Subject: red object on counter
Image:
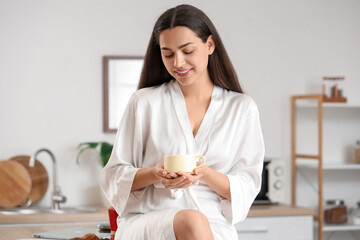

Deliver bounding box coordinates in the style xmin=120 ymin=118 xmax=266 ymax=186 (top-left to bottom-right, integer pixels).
xmin=108 ymin=206 xmax=119 ymax=240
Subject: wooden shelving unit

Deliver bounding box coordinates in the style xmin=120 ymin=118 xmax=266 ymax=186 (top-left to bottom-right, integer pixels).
xmin=296 ymin=160 xmax=360 ymax=170
xmin=291 ymin=94 xmax=360 ymax=240
xmin=291 ymin=94 xmax=324 ymax=240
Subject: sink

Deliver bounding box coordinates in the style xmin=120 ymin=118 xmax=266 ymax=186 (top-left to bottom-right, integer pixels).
xmin=0 ymin=207 xmax=97 ymax=215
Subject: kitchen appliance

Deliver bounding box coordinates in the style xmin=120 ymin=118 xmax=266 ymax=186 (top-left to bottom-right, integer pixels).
xmin=253 ymin=158 xmax=285 ymax=205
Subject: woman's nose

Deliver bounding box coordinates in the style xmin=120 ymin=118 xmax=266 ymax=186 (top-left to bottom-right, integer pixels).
xmin=174 ymin=53 xmax=185 ymax=67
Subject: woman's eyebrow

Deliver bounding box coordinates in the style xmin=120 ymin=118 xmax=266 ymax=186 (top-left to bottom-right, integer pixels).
xmin=161 ymin=42 xmax=194 ymax=51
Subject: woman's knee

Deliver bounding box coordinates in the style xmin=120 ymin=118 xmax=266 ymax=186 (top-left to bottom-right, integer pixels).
xmin=173 ymin=209 xmax=213 ymax=240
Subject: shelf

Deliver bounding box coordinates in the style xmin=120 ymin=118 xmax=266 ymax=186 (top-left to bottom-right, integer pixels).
xmin=323 ymin=223 xmax=360 ymax=232
xmin=296 ymin=159 xmax=360 ymax=170
xmin=292 ymin=94 xmax=360 ymax=240
xmin=296 ymin=102 xmax=360 ymax=108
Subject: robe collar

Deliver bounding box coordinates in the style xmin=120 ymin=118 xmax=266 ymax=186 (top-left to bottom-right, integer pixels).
xmin=168 ymin=79 xmax=223 ymax=155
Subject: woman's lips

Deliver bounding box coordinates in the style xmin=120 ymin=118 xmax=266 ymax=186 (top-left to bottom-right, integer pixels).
xmin=175 ymin=69 xmax=192 ymax=77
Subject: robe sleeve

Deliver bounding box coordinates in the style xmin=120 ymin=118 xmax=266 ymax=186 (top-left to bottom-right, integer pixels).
xmin=220 ymin=98 xmax=265 ymax=224
xmin=100 ymin=93 xmax=146 ymax=217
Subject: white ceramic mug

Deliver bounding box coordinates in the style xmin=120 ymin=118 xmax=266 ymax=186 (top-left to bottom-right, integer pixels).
xmin=164 ymin=155 xmax=206 ymax=173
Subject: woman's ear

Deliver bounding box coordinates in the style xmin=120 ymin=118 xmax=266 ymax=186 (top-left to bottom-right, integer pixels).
xmin=207 ymin=35 xmax=215 ymax=55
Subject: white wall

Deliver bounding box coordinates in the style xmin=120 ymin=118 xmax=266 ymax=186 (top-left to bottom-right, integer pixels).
xmin=1 ymin=0 xmax=359 ymax=208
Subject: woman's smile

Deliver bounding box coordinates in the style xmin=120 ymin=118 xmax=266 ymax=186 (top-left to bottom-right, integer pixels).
xmin=175 ymin=68 xmax=193 ymax=77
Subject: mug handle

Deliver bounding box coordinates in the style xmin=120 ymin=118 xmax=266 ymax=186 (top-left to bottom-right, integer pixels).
xmin=195 ymin=155 xmax=206 ymax=167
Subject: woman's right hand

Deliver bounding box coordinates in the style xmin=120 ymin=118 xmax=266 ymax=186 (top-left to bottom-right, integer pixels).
xmin=154 ymin=163 xmax=193 ymax=189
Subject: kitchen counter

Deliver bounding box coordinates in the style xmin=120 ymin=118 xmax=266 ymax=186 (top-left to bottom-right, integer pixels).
xmin=0 ymin=223 xmax=98 ymax=240
xmin=0 ymin=204 xmax=313 ymax=239
xmin=248 ymin=204 xmax=314 ymax=217
xmin=0 ymin=206 xmax=108 ymax=240
xmin=0 ymin=206 xmax=108 ymax=224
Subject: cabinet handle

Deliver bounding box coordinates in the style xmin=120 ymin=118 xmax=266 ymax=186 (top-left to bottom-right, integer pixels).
xmin=237 ymin=227 xmax=269 ymax=233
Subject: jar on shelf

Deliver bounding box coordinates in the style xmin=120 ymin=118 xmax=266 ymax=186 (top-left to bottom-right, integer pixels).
xmin=354 ymin=140 xmax=360 ymax=164
xmin=349 ymin=201 xmax=360 ymax=225
xmin=324 ymin=199 xmax=347 ymax=224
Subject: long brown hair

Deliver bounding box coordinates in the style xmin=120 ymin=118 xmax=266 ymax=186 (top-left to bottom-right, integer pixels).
xmin=138 ymin=4 xmax=243 ymax=93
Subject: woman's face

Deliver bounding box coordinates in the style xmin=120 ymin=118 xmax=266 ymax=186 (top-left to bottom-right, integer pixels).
xmin=159 ymin=26 xmax=215 ymax=88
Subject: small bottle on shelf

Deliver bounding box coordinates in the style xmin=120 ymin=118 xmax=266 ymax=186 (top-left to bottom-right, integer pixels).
xmin=355 ymin=140 xmax=360 ymax=164
xmin=349 ymin=202 xmax=360 ymax=225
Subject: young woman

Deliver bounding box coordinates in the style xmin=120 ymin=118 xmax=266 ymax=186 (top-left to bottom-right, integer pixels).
xmin=101 ymin=4 xmax=264 ymax=240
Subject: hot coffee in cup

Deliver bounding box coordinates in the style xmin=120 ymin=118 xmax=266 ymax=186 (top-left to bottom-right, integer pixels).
xmin=164 ymin=155 xmax=206 ymax=173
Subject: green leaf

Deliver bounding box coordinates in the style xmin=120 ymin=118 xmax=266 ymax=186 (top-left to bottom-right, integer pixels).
xmin=100 ymin=142 xmax=113 ymax=167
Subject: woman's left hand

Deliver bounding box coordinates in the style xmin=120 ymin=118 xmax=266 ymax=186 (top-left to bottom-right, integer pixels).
xmin=177 ymin=165 xmax=208 ymax=184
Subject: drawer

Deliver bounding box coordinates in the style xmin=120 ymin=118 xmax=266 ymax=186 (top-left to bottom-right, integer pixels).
xmin=235 ymin=215 xmax=313 ymax=240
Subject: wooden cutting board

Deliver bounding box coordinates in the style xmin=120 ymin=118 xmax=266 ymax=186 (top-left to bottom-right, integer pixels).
xmin=0 ymin=160 xmax=32 ymax=208
xmin=9 ymin=155 xmax=49 ymax=206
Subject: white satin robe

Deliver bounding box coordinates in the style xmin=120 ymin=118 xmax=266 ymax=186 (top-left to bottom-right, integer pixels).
xmin=100 ymin=79 xmax=265 ymax=239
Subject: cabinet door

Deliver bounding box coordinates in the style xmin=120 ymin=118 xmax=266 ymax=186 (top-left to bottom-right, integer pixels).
xmin=235 ymin=216 xmax=313 ymax=240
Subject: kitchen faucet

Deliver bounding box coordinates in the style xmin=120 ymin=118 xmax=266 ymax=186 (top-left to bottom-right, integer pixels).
xmin=29 ymin=148 xmax=67 ymax=210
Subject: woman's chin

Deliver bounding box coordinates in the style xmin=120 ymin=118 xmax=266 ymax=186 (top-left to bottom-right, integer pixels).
xmin=176 ymin=78 xmax=195 ymax=87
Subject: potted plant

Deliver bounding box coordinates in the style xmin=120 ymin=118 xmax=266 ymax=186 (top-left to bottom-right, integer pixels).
xmin=76 ymin=142 xmax=113 ymax=167
xmin=76 ymin=142 xmax=114 ymax=207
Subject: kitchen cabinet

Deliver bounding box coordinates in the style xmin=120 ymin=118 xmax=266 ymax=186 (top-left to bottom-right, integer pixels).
xmin=291 ymin=94 xmax=360 ymax=240
xmin=236 ymin=204 xmax=314 ymax=240
xmin=236 ymin=215 xmax=313 ymax=240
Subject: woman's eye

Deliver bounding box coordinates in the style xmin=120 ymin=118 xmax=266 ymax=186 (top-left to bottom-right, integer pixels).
xmin=164 ymin=54 xmax=174 ymax=58
xmin=184 ymin=51 xmax=194 ymax=55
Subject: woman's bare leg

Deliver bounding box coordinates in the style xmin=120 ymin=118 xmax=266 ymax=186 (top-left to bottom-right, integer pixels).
xmin=173 ymin=209 xmax=214 ymax=240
